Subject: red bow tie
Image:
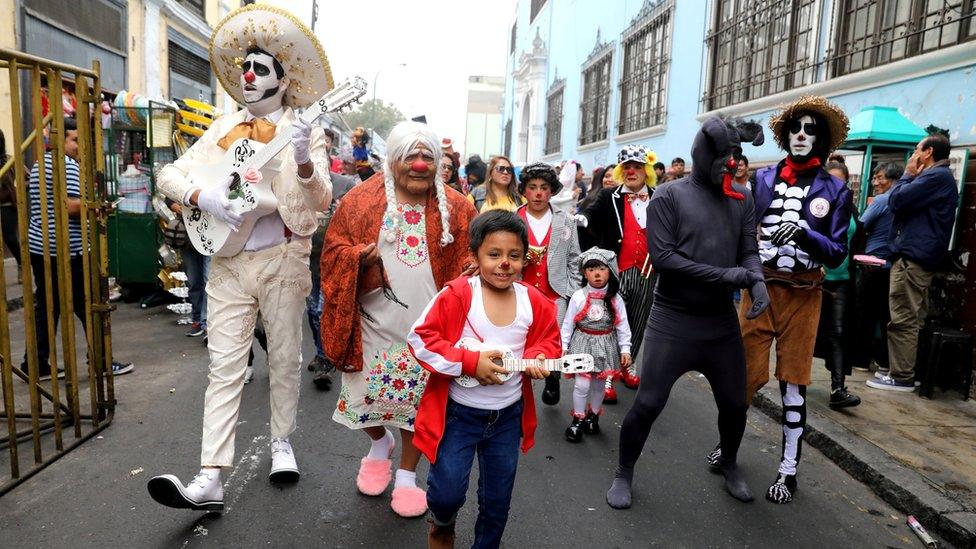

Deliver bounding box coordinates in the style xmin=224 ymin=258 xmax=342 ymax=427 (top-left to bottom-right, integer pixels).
xmin=626 ymin=192 xmax=648 ymax=203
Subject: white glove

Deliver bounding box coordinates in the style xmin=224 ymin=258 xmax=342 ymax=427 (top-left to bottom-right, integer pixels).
xmin=574 ymin=213 xmax=589 ymax=228
xmin=292 ymin=117 xmax=312 ymax=166
xmin=196 ymin=175 xmax=243 ymax=231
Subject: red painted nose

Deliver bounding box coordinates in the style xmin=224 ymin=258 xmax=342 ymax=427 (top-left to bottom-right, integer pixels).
xmin=244 ymin=71 xmax=256 ymax=83
xmin=411 ymin=159 xmax=429 ymax=173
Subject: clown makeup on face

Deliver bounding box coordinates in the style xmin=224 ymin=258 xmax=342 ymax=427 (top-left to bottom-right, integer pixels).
xmin=393 ymin=143 xmax=436 ymax=202
xmin=240 ymin=50 xmax=287 ymax=116
xmin=788 ymin=115 xmax=817 ymax=158
xmin=523 ymin=178 xmax=553 ymax=217
xmin=621 ymin=160 xmax=647 ymax=191
xmin=584 ymin=263 xmax=610 ymax=289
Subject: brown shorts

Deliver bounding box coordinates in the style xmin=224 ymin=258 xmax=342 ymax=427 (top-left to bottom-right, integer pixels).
xmin=739 ymin=268 xmax=823 ymax=403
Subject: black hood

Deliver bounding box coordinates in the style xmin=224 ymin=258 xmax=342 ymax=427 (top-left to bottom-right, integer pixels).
xmin=691 ymin=116 xmax=764 ymax=188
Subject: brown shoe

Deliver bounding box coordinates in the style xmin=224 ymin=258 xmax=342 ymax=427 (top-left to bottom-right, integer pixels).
xmin=427 ymin=518 xmax=455 ymax=549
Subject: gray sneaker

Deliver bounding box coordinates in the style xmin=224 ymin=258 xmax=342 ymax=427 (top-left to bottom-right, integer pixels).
xmin=866 ymin=375 xmax=915 ymax=392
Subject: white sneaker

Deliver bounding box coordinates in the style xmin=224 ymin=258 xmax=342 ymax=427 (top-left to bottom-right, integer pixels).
xmin=243 ymin=366 xmax=254 ymax=384
xmin=147 ymin=470 xmax=224 ymax=511
xmin=269 ymin=437 xmax=299 ymax=483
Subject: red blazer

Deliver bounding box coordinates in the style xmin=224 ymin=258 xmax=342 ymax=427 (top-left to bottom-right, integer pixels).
xmin=407 ymin=276 xmax=562 ymax=463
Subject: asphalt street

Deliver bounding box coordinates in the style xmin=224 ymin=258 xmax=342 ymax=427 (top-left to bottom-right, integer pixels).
xmin=0 ymin=301 xmax=926 ymax=548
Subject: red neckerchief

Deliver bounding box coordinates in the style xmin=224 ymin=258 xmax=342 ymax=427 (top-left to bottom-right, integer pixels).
xmin=722 ymin=157 xmax=745 ymax=200
xmin=780 ymin=156 xmax=822 ymax=186
xmin=572 ymin=288 xmax=621 ymax=326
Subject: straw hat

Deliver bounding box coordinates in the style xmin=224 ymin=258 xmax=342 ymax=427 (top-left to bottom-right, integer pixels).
xmin=209 ymin=4 xmax=333 ymax=109
xmin=769 ymin=95 xmax=850 ymax=153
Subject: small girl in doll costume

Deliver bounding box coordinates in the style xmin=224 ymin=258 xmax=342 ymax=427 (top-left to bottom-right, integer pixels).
xmin=560 ymin=248 xmax=632 ymax=442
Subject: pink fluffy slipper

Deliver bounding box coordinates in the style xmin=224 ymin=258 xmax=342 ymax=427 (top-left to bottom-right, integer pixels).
xmin=391 ymin=485 xmax=428 ymax=518
xmin=356 ymin=458 xmax=393 ymax=496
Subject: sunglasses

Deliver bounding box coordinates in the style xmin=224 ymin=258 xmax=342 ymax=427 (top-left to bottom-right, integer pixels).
xmin=495 ymin=166 xmax=514 ymax=174
xmin=788 ymin=121 xmax=817 ymax=135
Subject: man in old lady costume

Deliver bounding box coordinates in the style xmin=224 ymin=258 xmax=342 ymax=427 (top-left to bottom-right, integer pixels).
xmin=322 ymin=121 xmax=477 ymax=518
xmin=147 ymin=4 xmax=333 ymax=511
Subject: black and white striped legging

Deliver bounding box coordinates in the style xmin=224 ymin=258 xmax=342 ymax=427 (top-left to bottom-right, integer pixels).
xmin=618 ymin=267 xmax=656 ymax=372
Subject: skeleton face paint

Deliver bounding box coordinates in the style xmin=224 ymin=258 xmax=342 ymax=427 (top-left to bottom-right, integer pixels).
xmin=240 ymin=51 xmax=285 ymax=110
xmin=788 ymin=115 xmax=817 ymax=158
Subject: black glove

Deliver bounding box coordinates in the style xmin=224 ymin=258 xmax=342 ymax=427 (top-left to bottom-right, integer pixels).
xmin=719 ymin=267 xmax=763 ymax=288
xmin=769 ymin=222 xmax=806 ymax=246
xmin=745 ymin=280 xmax=770 ymax=320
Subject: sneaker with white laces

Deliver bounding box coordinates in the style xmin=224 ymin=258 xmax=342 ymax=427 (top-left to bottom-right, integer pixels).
xmin=866 ymin=375 xmax=916 ymax=392
xmin=874 ymin=369 xmax=920 ymax=386
xmin=243 ymin=366 xmax=254 ymax=384
xmin=147 ymin=470 xmax=224 ymax=511
xmin=269 ymin=437 xmax=299 ymax=483
xmin=112 ymin=361 xmax=134 ymax=376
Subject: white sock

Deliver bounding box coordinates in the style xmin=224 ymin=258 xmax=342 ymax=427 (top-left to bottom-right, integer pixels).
xmin=572 ymin=376 xmax=591 ymax=416
xmin=199 ymin=467 xmax=220 ymax=480
xmin=394 ymin=468 xmax=417 ymax=489
xmin=366 ymin=429 xmax=394 ymax=460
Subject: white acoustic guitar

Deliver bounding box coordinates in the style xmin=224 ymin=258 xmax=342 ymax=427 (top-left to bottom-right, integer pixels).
xmin=182 ymin=77 xmax=368 ymax=257
xmin=453 ymin=337 xmax=594 ymax=388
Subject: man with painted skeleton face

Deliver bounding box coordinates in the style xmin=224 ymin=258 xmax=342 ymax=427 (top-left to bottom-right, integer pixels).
xmin=147 ymin=5 xmax=333 ymax=511
xmin=714 ymin=96 xmax=852 ymax=505
xmin=606 ymin=116 xmax=768 ymax=509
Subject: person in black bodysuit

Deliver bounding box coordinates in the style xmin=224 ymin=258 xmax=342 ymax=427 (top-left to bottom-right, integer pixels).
xmin=606 ymin=117 xmax=768 ymax=509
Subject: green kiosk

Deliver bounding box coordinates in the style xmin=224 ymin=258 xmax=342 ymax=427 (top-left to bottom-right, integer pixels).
xmin=841 ymin=105 xmax=926 ymax=213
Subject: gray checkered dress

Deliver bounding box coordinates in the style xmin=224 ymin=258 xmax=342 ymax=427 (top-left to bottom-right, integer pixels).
xmin=567 ymin=296 xmax=619 ymax=375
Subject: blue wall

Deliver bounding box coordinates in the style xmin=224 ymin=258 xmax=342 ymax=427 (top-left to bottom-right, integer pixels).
xmin=503 ymin=0 xmax=976 ymax=171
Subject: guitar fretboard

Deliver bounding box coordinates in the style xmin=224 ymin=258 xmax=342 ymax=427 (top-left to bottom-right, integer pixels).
xmin=499 ymin=359 xmax=568 ymax=373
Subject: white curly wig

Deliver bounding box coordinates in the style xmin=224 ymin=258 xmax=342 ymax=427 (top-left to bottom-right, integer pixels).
xmin=382 ymin=121 xmax=453 ymax=247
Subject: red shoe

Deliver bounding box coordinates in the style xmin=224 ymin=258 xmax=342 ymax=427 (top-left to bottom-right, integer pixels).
xmin=622 ymin=370 xmax=640 ymax=390
xmin=604 ymin=385 xmax=618 ymax=404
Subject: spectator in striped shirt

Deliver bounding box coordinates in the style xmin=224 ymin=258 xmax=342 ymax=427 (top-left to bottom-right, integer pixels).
xmin=21 ymin=117 xmax=132 ymax=380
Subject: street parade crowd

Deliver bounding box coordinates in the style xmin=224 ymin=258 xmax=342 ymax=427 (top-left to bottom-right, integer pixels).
xmin=5 ymin=5 xmax=961 ymax=548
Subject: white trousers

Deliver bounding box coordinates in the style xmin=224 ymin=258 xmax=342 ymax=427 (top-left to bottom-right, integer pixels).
xmin=199 ymin=239 xmax=312 ymax=467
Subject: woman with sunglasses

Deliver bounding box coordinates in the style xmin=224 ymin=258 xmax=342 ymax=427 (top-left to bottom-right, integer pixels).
xmin=468 ymin=155 xmax=525 ymax=213
xmin=438 ymin=151 xmax=464 ymax=194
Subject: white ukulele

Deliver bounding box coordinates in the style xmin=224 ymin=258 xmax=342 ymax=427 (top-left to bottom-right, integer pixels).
xmin=182 ymin=77 xmax=368 ymax=257
xmin=453 ymin=337 xmax=594 ymax=388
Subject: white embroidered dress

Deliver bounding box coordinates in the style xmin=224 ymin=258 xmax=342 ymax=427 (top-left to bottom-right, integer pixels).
xmin=333 ymin=203 xmax=437 ymax=430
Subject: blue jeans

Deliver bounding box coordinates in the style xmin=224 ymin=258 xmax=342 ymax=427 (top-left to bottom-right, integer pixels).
xmin=306 ymin=283 xmax=324 ymax=359
xmin=427 ymin=399 xmax=523 ymax=549
xmin=182 ymin=246 xmax=210 ymax=324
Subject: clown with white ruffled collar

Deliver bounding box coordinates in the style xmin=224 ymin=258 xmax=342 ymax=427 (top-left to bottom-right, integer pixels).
xmin=148 ymin=4 xmax=333 ymax=512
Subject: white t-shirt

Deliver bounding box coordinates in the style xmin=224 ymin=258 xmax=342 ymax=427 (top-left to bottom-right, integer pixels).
xmin=449 ymin=277 xmax=534 ymax=410
xmin=526 ymin=207 xmax=553 ymax=241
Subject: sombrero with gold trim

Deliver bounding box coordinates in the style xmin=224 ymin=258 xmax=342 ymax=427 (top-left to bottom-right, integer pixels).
xmin=209 ymin=4 xmax=333 ymax=109
xmin=769 ymin=95 xmax=850 ymax=153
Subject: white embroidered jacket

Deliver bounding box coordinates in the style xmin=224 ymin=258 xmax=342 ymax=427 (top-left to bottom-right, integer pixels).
xmin=157 ymin=106 xmax=332 ymax=238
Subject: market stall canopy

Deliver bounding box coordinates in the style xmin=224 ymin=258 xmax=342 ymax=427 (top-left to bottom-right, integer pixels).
xmin=842 ymin=105 xmax=927 ymax=149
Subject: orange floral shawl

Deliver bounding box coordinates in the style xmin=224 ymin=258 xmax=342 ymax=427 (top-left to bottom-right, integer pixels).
xmin=320 ymin=173 xmax=477 ymax=372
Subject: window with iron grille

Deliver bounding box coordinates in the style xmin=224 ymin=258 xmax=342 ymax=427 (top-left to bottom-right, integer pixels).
xmin=579 ymin=49 xmax=613 ymax=146
xmin=544 ymin=81 xmax=565 ymax=155
xmin=832 ymin=0 xmax=976 ymax=77
xmin=511 ymin=21 xmax=517 ymax=54
xmin=530 ymin=0 xmax=547 ymax=23
xmin=703 ymin=0 xmax=818 ymax=111
xmin=175 ymin=0 xmax=206 ymax=18
xmin=618 ymin=1 xmax=673 ymax=135
xmin=504 ymin=118 xmax=513 ymax=158
xmin=169 ymin=41 xmax=211 ymax=86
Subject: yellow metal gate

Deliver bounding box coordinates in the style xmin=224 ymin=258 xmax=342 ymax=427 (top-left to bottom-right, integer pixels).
xmin=0 ymin=48 xmax=116 ymax=495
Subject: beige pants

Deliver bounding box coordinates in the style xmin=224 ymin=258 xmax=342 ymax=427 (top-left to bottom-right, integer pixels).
xmin=200 ymin=239 xmax=312 ymax=467
xmin=887 ymin=257 xmax=935 ymax=383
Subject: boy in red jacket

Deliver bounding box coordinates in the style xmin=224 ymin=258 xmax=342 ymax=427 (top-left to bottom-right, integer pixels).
xmin=408 ymin=210 xmax=562 ymax=548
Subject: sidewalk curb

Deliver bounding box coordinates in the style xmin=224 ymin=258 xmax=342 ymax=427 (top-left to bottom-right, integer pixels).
xmin=753 ymin=392 xmax=976 ymax=548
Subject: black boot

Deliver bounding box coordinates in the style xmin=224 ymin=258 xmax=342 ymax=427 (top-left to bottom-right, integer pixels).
xmin=766 ymin=473 xmax=798 ymax=504
xmin=541 ymin=373 xmax=560 ymax=405
xmin=581 ymin=412 xmax=600 ymax=435
xmin=829 ymin=386 xmax=861 ymax=409
xmin=565 ymin=417 xmax=584 ymax=443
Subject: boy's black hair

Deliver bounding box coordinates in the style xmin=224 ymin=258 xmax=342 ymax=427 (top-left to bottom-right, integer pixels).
xmin=468 ymin=210 xmax=528 ymax=255
xmin=581 ymin=258 xmax=619 ymax=325
xmin=63 ymin=117 xmax=77 ymax=132
xmin=245 ymin=46 xmax=285 ymax=80
xmin=653 ymin=161 xmax=665 ymax=171
xmin=671 ymin=157 xmax=685 ymax=165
